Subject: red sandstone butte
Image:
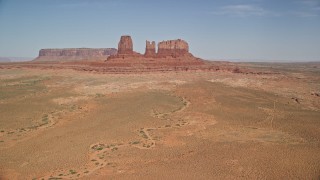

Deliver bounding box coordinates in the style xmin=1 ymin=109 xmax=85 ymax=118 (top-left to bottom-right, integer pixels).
xmin=144 ymin=41 xmax=156 ymax=57
xmin=157 ymin=39 xmax=191 ymax=58
xmin=108 ymin=35 xmax=142 ymax=59
xmin=118 ymin=35 xmax=133 ymax=54
xmin=107 ymin=35 xmax=201 ymax=63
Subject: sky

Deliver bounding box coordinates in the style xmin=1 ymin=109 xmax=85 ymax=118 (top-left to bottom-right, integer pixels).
xmin=0 ymin=0 xmax=319 ymax=61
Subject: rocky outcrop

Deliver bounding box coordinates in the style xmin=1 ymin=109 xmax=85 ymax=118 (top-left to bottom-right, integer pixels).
xmin=157 ymin=39 xmax=190 ymax=58
xmin=144 ymin=41 xmax=156 ymax=57
xmin=108 ymin=36 xmax=142 ymax=59
xmin=35 ymin=48 xmax=117 ymax=61
xmin=38 ymin=48 xmax=117 ymax=57
xmin=108 ymin=35 xmax=198 ymax=62
xmin=34 ymin=35 xmax=200 ymax=63
xmin=118 ymin=36 xmax=133 ymax=54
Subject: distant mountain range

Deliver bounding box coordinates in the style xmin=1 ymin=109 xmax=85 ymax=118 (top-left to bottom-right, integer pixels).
xmin=0 ymin=57 xmax=34 ymax=62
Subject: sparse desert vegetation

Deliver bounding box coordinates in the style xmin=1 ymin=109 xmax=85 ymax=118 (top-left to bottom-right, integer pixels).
xmin=1 ymin=0 xmax=320 ymax=178
xmin=0 ymin=62 xmax=319 ymax=179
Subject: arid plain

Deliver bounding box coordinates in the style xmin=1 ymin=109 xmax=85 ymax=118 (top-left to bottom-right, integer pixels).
xmin=0 ymin=62 xmax=319 ymax=179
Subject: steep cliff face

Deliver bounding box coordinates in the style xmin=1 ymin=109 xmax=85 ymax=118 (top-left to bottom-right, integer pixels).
xmin=108 ymin=35 xmax=200 ymax=62
xmin=108 ymin=35 xmax=142 ymax=59
xmin=118 ymin=36 xmax=133 ymax=54
xmin=36 ymin=48 xmax=117 ymax=61
xmin=157 ymin=39 xmax=190 ymax=58
xmin=38 ymin=48 xmax=117 ymax=57
xmin=144 ymin=41 xmax=156 ymax=57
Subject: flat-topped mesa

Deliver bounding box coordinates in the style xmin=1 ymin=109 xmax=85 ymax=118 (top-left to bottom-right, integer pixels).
xmin=118 ymin=36 xmax=133 ymax=54
xmin=38 ymin=48 xmax=117 ymax=56
xmin=35 ymin=48 xmax=117 ymax=61
xmin=144 ymin=41 xmax=156 ymax=57
xmin=157 ymin=39 xmax=191 ymax=58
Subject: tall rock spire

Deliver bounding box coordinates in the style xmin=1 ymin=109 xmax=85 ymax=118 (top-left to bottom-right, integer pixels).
xmin=144 ymin=40 xmax=156 ymax=57
xmin=118 ymin=35 xmax=133 ymax=54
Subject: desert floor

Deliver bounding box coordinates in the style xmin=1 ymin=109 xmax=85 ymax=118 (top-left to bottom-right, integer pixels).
xmin=0 ymin=62 xmax=319 ymax=179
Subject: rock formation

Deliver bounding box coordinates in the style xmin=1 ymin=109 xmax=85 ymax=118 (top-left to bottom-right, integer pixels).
xmin=108 ymin=35 xmax=199 ymax=62
xmin=118 ymin=36 xmax=133 ymax=54
xmin=108 ymin=35 xmax=142 ymax=59
xmin=144 ymin=41 xmax=156 ymax=57
xmin=157 ymin=39 xmax=190 ymax=58
xmin=34 ymin=35 xmax=202 ymax=64
xmin=35 ymin=48 xmax=117 ymax=61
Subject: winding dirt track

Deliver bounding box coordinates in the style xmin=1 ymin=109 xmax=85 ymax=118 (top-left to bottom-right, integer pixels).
xmin=0 ymin=62 xmax=319 ymax=179
xmin=38 ymin=96 xmax=193 ymax=179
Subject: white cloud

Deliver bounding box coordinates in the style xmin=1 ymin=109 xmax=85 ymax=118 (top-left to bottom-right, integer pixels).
xmin=294 ymin=0 xmax=320 ymax=17
xmin=293 ymin=11 xmax=319 ymax=17
xmin=212 ymin=4 xmax=275 ymax=17
xmin=298 ymin=0 xmax=320 ymax=7
xmin=58 ymin=0 xmax=121 ymax=9
xmin=212 ymin=2 xmax=320 ymax=18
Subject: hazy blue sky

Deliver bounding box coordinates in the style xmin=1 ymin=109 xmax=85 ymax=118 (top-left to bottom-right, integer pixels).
xmin=0 ymin=0 xmax=319 ymax=61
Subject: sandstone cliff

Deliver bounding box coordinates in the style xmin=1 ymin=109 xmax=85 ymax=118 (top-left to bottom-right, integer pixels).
xmin=35 ymin=48 xmax=117 ymax=61
xmin=157 ymin=39 xmax=190 ymax=58
xmin=108 ymin=36 xmax=142 ymax=59
xmin=144 ymin=41 xmax=156 ymax=57
xmin=108 ymin=36 xmax=196 ymax=61
xmin=118 ymin=36 xmax=133 ymax=54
